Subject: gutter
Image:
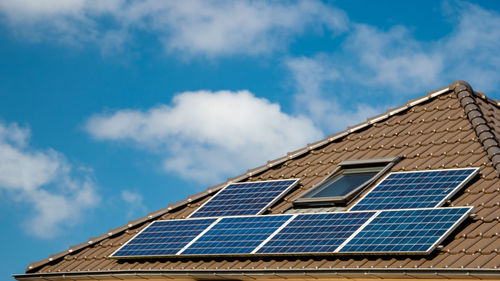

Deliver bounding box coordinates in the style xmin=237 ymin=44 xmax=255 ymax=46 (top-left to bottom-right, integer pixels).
xmin=13 ymin=268 xmax=500 ymax=280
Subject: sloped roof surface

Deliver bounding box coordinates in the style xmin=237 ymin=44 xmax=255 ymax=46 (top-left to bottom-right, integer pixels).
xmin=18 ymin=82 xmax=500 ymax=279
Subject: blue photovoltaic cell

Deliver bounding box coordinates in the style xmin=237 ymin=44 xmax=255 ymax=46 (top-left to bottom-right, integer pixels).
xmin=181 ymin=215 xmax=292 ymax=255
xmin=111 ymin=218 xmax=216 ymax=257
xmin=189 ymin=179 xmax=298 ymax=218
xmin=257 ymin=212 xmax=375 ymax=254
xmin=339 ymin=207 xmax=472 ymax=253
xmin=350 ymin=168 xmax=477 ymax=211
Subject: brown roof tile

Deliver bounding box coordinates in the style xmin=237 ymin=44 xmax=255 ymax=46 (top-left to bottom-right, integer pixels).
xmin=17 ymin=82 xmax=500 ymax=280
xmin=483 ymin=253 xmax=500 ymax=269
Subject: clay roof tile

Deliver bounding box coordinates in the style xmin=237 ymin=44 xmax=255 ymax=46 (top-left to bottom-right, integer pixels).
xmin=18 ymin=81 xmax=500 ymax=279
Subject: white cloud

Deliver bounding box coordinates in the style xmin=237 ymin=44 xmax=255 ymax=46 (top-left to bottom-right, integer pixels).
xmin=343 ymin=24 xmax=444 ymax=92
xmin=285 ymin=24 xmax=446 ymax=103
xmin=0 ymin=0 xmax=348 ymax=57
xmin=284 ymin=2 xmax=500 ymax=125
xmin=3 ymin=1 xmax=500 ymax=95
xmin=339 ymin=4 xmax=500 ymax=93
xmin=121 ymin=190 xmax=146 ymax=218
xmin=0 ymin=122 xmax=99 ymax=238
xmin=286 ymin=56 xmax=382 ymax=132
xmin=439 ymin=2 xmax=500 ymax=93
xmin=86 ymin=90 xmax=322 ymax=183
xmin=0 ymin=0 xmax=86 ymax=18
xmin=148 ymin=1 xmax=347 ymax=56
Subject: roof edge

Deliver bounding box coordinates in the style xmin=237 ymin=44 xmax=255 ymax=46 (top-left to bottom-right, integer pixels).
xmin=14 ymin=268 xmax=500 ymax=280
xmin=25 ymin=85 xmax=453 ymax=273
xmin=450 ymin=80 xmax=500 ymax=175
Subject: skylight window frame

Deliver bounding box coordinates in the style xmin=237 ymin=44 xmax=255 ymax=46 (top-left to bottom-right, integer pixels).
xmin=293 ymin=157 xmax=401 ymax=206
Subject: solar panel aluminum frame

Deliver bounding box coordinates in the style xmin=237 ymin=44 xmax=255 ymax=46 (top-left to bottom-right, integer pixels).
xmin=179 ymin=211 xmax=378 ymax=258
xmin=109 ymin=220 xmax=154 ymax=258
xmin=336 ymin=207 xmax=474 ymax=255
xmin=110 ymin=211 xmax=376 ymax=259
xmin=348 ymin=167 xmax=480 ymax=211
xmin=109 ymin=217 xmax=219 ymax=259
xmin=255 ymin=211 xmax=377 ymax=256
xmin=187 ymin=178 xmax=301 ymax=218
xmin=174 ymin=208 xmax=473 ymax=258
xmin=110 ymin=207 xmax=473 ymax=259
xmin=112 ymin=214 xmax=298 ymax=258
xmin=179 ymin=214 xmax=295 ymax=256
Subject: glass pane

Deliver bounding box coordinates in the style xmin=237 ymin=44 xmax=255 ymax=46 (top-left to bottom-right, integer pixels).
xmin=305 ymin=171 xmax=378 ymax=198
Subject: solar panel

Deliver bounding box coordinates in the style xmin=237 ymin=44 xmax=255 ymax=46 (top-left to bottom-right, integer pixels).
xmin=112 ymin=208 xmax=471 ymax=258
xmin=110 ymin=218 xmax=216 ymax=257
xmin=350 ymin=168 xmax=478 ymax=211
xmin=112 ymin=167 xmax=476 ymax=258
xmin=257 ymin=211 xmax=375 ymax=254
xmin=180 ymin=215 xmax=292 ymax=255
xmin=338 ymin=207 xmax=472 ymax=254
xmin=189 ymin=179 xmax=299 ymax=218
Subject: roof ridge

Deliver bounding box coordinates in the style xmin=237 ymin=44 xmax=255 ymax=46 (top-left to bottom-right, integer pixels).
xmin=25 ymin=84 xmax=454 ymax=273
xmin=450 ymin=80 xmax=500 ymax=175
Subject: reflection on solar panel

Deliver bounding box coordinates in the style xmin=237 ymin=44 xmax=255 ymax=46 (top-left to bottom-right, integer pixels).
xmin=350 ymin=168 xmax=478 ymax=211
xmin=111 ymin=168 xmax=476 ymax=258
xmin=111 ymin=207 xmax=472 ymax=258
xmin=257 ymin=212 xmax=374 ymax=254
xmin=189 ymin=179 xmax=299 ymax=218
xmin=338 ymin=207 xmax=472 ymax=254
xmin=181 ymin=215 xmax=292 ymax=255
xmin=111 ymin=218 xmax=216 ymax=257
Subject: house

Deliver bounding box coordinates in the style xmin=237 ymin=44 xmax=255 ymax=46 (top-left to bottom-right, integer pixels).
xmin=14 ymin=81 xmax=500 ymax=280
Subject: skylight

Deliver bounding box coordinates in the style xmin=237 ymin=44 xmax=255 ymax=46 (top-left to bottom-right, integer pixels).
xmin=110 ymin=165 xmax=478 ymax=258
xmin=301 ymin=166 xmax=381 ymax=198
xmin=293 ymin=157 xmax=400 ymax=206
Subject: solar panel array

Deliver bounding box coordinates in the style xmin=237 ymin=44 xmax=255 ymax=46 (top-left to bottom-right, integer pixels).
xmin=189 ymin=179 xmax=299 ymax=218
xmin=111 ymin=218 xmax=216 ymax=257
xmin=350 ymin=168 xmax=478 ymax=211
xmin=181 ymin=215 xmax=292 ymax=255
xmin=112 ymin=169 xmax=477 ymax=258
xmin=338 ymin=207 xmax=472 ymax=253
xmin=112 ymin=207 xmax=471 ymax=257
xmin=257 ymin=212 xmax=374 ymax=254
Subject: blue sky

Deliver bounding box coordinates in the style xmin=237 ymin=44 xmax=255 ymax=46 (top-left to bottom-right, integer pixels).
xmin=1 ymin=0 xmax=500 ymax=279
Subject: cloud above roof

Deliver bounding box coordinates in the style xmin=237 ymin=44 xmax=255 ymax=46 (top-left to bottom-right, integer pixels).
xmin=285 ymin=2 xmax=500 ymax=102
xmin=3 ymin=0 xmax=500 ymax=239
xmin=81 ymin=1 xmax=500 ymax=183
xmin=0 ymin=0 xmax=348 ymax=57
xmin=85 ymin=90 xmax=323 ymax=183
xmin=121 ymin=189 xmax=146 ymax=218
xmin=286 ymin=56 xmax=383 ymax=132
xmin=2 ymin=0 xmax=499 ymax=92
xmin=0 ymin=122 xmax=99 ymax=238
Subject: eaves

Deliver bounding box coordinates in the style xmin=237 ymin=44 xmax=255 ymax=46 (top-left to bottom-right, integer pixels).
xmin=14 ymin=268 xmax=500 ymax=280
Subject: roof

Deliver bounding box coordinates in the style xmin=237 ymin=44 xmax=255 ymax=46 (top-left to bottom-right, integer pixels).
xmin=15 ymin=81 xmax=500 ymax=280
